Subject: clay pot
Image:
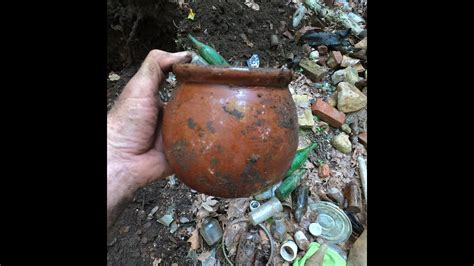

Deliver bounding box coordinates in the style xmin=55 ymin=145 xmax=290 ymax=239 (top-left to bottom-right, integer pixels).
xmin=162 ymin=64 xmax=298 ymax=198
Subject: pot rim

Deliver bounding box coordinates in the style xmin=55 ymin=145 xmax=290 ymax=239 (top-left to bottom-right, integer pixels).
xmin=172 ymin=63 xmax=293 ymax=88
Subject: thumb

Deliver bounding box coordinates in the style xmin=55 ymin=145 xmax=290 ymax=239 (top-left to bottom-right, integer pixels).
xmin=119 ymin=50 xmax=192 ymax=100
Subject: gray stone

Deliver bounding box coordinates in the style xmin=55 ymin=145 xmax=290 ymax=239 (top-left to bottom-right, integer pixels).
xmin=332 ymin=133 xmax=352 ymax=154
xmin=341 ymin=124 xmax=352 ymax=134
xmin=337 ymin=82 xmax=367 ymax=113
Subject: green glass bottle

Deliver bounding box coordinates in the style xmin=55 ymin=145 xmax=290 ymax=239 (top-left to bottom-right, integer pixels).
xmin=188 ymin=35 xmax=230 ymax=66
xmin=286 ymin=143 xmax=317 ymax=176
xmin=276 ymin=169 xmax=305 ymax=201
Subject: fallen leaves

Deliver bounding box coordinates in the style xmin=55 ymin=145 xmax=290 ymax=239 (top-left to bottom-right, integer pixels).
xmin=187 ymin=8 xmax=195 ymax=20
xmin=226 ymin=198 xmax=250 ymax=220
xmin=188 ymin=229 xmax=200 ymax=250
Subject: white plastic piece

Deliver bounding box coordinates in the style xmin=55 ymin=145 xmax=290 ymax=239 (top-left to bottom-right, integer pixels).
xmin=280 ymin=240 xmax=298 ymax=262
xmin=309 ymin=222 xmax=322 ymax=236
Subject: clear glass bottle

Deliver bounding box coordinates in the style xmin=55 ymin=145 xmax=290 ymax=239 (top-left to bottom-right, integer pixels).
xmin=199 ymin=218 xmax=223 ymax=246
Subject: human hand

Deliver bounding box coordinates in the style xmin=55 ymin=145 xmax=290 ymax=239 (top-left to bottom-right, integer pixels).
xmin=107 ymin=50 xmax=192 ymax=228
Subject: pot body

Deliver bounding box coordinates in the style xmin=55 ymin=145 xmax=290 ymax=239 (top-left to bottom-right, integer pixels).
xmin=162 ymin=65 xmax=298 ymax=198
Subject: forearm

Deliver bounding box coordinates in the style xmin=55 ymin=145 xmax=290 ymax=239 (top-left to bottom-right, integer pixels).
xmin=107 ymin=162 xmax=138 ymax=229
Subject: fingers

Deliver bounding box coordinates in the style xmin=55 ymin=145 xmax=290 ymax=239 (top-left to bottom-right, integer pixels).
xmin=154 ymin=50 xmax=192 ymax=73
xmin=118 ymin=50 xmax=192 ymax=100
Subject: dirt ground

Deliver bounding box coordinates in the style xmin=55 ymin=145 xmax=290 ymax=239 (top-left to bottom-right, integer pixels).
xmin=107 ymin=0 xmax=305 ymax=265
xmin=107 ymin=0 xmax=367 ymax=265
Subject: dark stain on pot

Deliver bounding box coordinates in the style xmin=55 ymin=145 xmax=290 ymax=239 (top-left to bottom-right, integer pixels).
xmin=171 ymin=139 xmax=194 ymax=172
xmin=216 ymin=145 xmax=224 ymax=154
xmin=256 ymin=119 xmax=265 ymax=127
xmin=207 ymin=121 xmax=216 ymax=133
xmin=198 ymin=128 xmax=205 ymax=138
xmin=276 ymin=103 xmax=296 ymax=129
xmin=214 ymin=171 xmax=233 ymax=187
xmin=250 ymin=154 xmax=261 ymax=162
xmin=222 ymin=105 xmax=244 ymax=120
xmin=210 ymin=157 xmax=218 ymax=167
xmin=257 ymin=93 xmax=263 ymax=98
xmin=241 ymin=156 xmax=262 ymax=184
xmin=187 ymin=118 xmax=197 ymax=129
xmin=195 ymin=176 xmax=207 ymax=185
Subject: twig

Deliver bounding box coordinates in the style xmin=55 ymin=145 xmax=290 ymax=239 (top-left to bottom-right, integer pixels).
xmin=357 ymin=156 xmax=367 ymax=204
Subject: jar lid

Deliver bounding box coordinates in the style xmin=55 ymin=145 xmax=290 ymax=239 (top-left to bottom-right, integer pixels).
xmin=309 ymin=201 xmax=352 ymax=244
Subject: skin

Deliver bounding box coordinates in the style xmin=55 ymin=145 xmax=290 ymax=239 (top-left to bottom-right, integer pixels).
xmin=107 ymin=49 xmax=192 ymax=230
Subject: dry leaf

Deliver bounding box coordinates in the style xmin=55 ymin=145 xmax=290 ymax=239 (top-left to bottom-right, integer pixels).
xmin=226 ymin=198 xmax=250 ymax=219
xmin=205 ymin=196 xmax=218 ymax=206
xmin=171 ymin=263 xmax=178 ymax=266
xmin=187 ymin=8 xmax=195 ymax=20
xmin=201 ymin=202 xmax=214 ymax=212
xmin=197 ymin=251 xmax=212 ymax=261
xmin=152 ymin=258 xmax=161 ymax=266
xmin=187 ymin=229 xmax=200 ymax=250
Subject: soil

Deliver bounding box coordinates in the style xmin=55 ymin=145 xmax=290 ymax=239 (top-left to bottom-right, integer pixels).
xmin=107 ymin=0 xmax=306 ymax=265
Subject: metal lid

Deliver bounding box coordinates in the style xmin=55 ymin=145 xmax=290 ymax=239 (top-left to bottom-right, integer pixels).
xmin=309 ymin=201 xmax=352 ymax=244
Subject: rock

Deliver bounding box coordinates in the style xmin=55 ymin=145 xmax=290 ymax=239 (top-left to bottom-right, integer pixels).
xmin=358 ymin=132 xmax=367 ymax=146
xmin=345 ymin=66 xmax=361 ymax=85
xmin=317 ymin=45 xmax=328 ymax=55
xmin=299 ymin=58 xmax=329 ymax=82
xmin=354 ymin=37 xmax=367 ymax=50
xmin=309 ymin=50 xmax=319 ymax=60
xmin=318 ymin=164 xmax=330 ymax=178
xmin=141 ymin=237 xmax=148 ymax=244
xmin=317 ymin=55 xmax=328 ymax=66
xmin=292 ymin=95 xmax=311 ymax=108
xmin=350 ymin=49 xmax=367 ymax=60
xmin=311 ymin=98 xmax=345 ymax=128
xmin=283 ymin=30 xmax=294 ymax=40
xmin=298 ymin=108 xmax=315 ymax=128
xmin=340 ymin=55 xmax=360 ymax=67
xmin=326 ymin=51 xmax=343 ymax=68
xmin=337 ymin=82 xmax=367 ymax=113
xmin=331 ymin=69 xmax=346 ymax=85
xmin=354 ymin=79 xmax=367 ymax=90
xmin=347 ymin=230 xmax=367 ymax=266
xmin=341 ymin=124 xmax=352 ymax=134
xmin=327 ymin=93 xmax=338 ymax=107
xmin=270 ymin=34 xmax=279 ymax=47
xmin=353 ymin=63 xmax=365 ymax=73
xmin=108 ymin=72 xmax=120 ymax=81
xmin=332 ymin=133 xmax=352 ymax=154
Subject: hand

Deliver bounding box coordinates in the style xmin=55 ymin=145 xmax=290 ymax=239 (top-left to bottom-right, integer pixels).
xmin=107 ymin=50 xmax=192 ymax=229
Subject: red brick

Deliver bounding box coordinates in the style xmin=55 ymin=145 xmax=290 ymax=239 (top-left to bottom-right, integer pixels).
xmin=332 ymin=51 xmax=343 ymax=65
xmin=317 ymin=45 xmax=328 ymax=55
xmin=358 ymin=132 xmax=367 ymax=145
xmin=319 ymin=164 xmax=330 ymax=178
xmin=311 ymin=98 xmax=346 ymax=128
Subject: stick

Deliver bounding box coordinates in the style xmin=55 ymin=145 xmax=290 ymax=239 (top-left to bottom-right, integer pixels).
xmin=357 ymin=156 xmax=367 ymax=203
